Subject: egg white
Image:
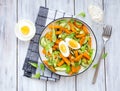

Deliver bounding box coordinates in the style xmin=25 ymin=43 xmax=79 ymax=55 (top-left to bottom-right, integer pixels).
xmin=15 ymin=20 xmax=36 ymax=41
xmin=59 ymin=41 xmax=70 ymax=57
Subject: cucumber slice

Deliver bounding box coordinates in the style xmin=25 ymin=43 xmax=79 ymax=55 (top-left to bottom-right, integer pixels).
xmin=55 ymin=67 xmax=66 ymax=71
xmin=81 ymin=62 xmax=88 ymax=68
xmin=79 ymin=30 xmax=84 ymax=34
xmin=81 ymin=58 xmax=88 ymax=68
xmin=60 ymin=22 xmax=67 ymax=27
xmin=56 ymin=19 xmax=67 ymax=24
xmin=88 ymin=59 xmax=93 ymax=65
xmin=48 ymin=48 xmax=52 ymax=54
xmin=52 ymin=29 xmax=56 ymax=42
xmin=84 ymin=36 xmax=90 ymax=44
xmin=40 ymin=37 xmax=47 ymax=47
xmin=65 ymin=24 xmax=70 ymax=30
xmin=55 ymin=64 xmax=68 ymax=71
xmin=74 ymin=26 xmax=80 ymax=31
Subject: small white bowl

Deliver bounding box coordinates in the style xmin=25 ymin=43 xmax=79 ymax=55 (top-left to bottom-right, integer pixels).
xmin=15 ymin=20 xmax=36 ymax=41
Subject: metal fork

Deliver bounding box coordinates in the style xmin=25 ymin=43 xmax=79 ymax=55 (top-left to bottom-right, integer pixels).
xmin=92 ymin=25 xmax=112 ymax=84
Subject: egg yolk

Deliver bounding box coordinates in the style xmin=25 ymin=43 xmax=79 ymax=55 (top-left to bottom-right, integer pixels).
xmin=60 ymin=44 xmax=67 ymax=53
xmin=69 ymin=40 xmax=78 ymax=48
xmin=21 ymin=26 xmax=30 ymax=35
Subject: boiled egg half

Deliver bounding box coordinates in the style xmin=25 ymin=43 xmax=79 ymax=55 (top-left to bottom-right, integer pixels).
xmin=15 ymin=20 xmax=36 ymax=41
xmin=59 ymin=41 xmax=70 ymax=57
xmin=65 ymin=38 xmax=80 ymax=49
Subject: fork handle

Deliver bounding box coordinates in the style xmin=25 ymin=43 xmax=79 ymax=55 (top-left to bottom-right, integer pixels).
xmin=92 ymin=46 xmax=105 ymax=84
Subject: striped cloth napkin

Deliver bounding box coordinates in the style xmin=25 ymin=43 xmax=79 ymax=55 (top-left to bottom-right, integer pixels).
xmin=22 ymin=6 xmax=73 ymax=81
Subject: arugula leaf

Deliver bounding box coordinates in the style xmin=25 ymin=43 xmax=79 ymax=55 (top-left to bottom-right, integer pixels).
xmin=74 ymin=62 xmax=80 ymax=67
xmin=69 ymin=18 xmax=74 ymax=23
xmin=66 ymin=33 xmax=75 ymax=39
xmin=89 ymin=48 xmax=94 ymax=57
xmin=29 ymin=62 xmax=38 ymax=68
xmin=102 ymin=53 xmax=108 ymax=59
xmin=78 ymin=12 xmax=86 ymax=18
xmin=40 ymin=63 xmax=45 ymax=72
xmin=66 ymin=65 xmax=71 ymax=73
xmin=80 ymin=44 xmax=87 ymax=52
xmin=92 ymin=63 xmax=98 ymax=68
xmin=53 ymin=51 xmax=60 ymax=55
xmin=76 ymin=21 xmax=82 ymax=26
xmin=33 ymin=73 xmax=41 ymax=79
xmin=58 ymin=33 xmax=67 ymax=39
xmin=56 ymin=19 xmax=68 ymax=24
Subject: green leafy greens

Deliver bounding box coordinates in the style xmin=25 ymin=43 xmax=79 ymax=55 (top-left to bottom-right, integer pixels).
xmin=40 ymin=63 xmax=45 ymax=72
xmin=78 ymin=12 xmax=86 ymax=18
xmin=102 ymin=53 xmax=108 ymax=59
xmin=92 ymin=63 xmax=98 ymax=69
xmin=33 ymin=73 xmax=41 ymax=79
xmin=40 ymin=37 xmax=54 ymax=53
xmin=29 ymin=62 xmax=38 ymax=68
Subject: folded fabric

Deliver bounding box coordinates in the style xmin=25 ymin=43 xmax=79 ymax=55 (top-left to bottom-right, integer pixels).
xmin=22 ymin=6 xmax=73 ymax=81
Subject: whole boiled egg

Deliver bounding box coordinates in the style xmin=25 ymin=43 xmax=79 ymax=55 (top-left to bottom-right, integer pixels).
xmin=65 ymin=38 xmax=80 ymax=49
xmin=15 ymin=20 xmax=36 ymax=41
xmin=59 ymin=41 xmax=70 ymax=57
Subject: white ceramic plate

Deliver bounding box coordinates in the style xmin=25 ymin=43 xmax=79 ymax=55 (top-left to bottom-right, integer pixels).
xmin=39 ymin=17 xmax=97 ymax=76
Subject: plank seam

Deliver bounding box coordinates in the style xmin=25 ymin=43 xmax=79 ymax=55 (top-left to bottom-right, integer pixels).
xmin=45 ymin=0 xmax=47 ymax=7
xmin=73 ymin=0 xmax=75 ymax=15
xmin=102 ymin=0 xmax=107 ymax=90
xmin=45 ymin=1 xmax=48 ymax=91
xmin=74 ymin=0 xmax=77 ymax=91
xmin=16 ymin=0 xmax=18 ymax=91
xmin=104 ymin=49 xmax=107 ymax=91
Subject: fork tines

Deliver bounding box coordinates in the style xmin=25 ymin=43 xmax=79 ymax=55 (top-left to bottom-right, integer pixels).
xmin=103 ymin=25 xmax=112 ymax=37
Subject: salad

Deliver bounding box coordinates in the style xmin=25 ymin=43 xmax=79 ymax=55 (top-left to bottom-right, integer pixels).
xmin=40 ymin=18 xmax=94 ymax=75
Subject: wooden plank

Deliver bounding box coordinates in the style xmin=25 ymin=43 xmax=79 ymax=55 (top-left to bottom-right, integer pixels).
xmin=46 ymin=0 xmax=74 ymax=15
xmin=46 ymin=0 xmax=75 ymax=91
xmin=104 ymin=0 xmax=120 ymax=90
xmin=75 ymin=0 xmax=106 ymax=91
xmin=17 ymin=0 xmax=46 ymax=91
xmin=0 ymin=0 xmax=17 ymax=91
xmin=47 ymin=77 xmax=75 ymax=91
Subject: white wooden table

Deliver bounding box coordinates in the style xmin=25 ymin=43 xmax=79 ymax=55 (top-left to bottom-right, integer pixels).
xmin=0 ymin=0 xmax=120 ymax=91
